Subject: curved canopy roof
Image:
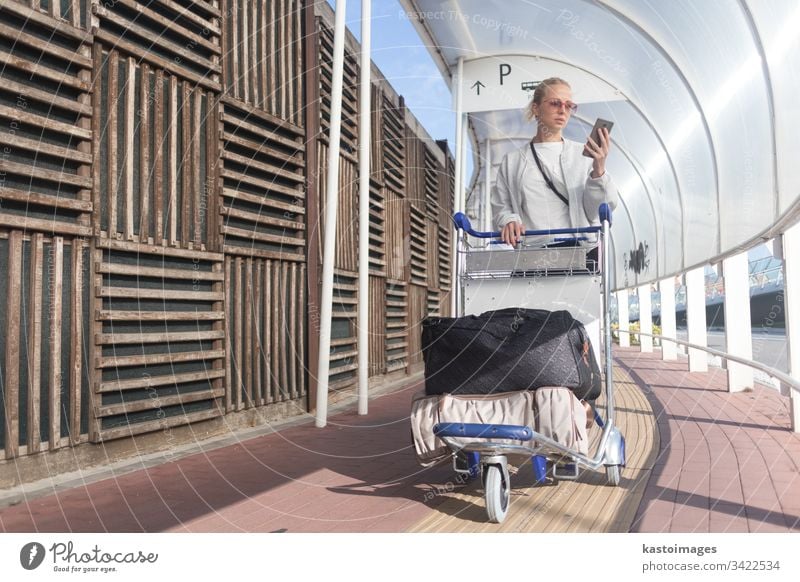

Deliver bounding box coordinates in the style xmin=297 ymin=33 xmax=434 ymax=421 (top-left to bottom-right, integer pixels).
xmin=400 ymin=0 xmax=800 ymax=289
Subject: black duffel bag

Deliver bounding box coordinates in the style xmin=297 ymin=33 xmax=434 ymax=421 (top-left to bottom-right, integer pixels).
xmin=421 ymin=308 xmax=601 ymax=400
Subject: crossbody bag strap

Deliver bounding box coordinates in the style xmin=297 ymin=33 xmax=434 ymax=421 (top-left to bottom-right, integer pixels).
xmin=529 ymin=141 xmax=569 ymax=207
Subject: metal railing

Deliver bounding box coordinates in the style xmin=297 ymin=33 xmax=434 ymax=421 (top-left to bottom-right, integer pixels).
xmin=614 ymin=328 xmax=800 ymax=396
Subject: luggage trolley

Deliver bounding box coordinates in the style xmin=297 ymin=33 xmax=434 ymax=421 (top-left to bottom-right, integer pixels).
xmin=432 ymin=203 xmax=625 ymax=523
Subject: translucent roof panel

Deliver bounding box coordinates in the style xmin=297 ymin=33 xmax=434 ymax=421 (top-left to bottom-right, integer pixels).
xmin=400 ymin=0 xmax=800 ymax=289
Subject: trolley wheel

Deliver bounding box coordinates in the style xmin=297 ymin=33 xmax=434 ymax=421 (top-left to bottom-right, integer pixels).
xmin=484 ymin=465 xmax=510 ymax=523
xmin=606 ymin=464 xmax=621 ymax=486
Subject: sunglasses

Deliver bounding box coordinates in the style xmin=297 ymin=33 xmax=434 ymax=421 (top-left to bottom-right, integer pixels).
xmin=544 ymin=99 xmax=578 ymax=113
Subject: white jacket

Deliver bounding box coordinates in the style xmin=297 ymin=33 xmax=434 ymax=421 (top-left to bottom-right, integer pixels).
xmin=491 ymin=138 xmax=619 ymax=232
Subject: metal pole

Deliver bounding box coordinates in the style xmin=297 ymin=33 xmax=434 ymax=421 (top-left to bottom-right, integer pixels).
xmin=450 ymin=57 xmax=464 ymax=315
xmin=315 ymin=0 xmax=348 ymax=428
xmin=603 ymin=219 xmax=615 ymax=424
xmin=357 ymin=0 xmax=371 ymax=416
xmin=483 ymin=139 xmax=491 ymax=232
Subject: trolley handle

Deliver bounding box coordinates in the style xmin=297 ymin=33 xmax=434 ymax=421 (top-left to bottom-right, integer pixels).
xmin=453 ymin=203 xmax=613 ymax=238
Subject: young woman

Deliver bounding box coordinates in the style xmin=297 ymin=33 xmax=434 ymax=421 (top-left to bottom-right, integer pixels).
xmin=490 ymin=77 xmax=619 ymax=427
xmin=491 ymin=77 xmax=619 ymax=248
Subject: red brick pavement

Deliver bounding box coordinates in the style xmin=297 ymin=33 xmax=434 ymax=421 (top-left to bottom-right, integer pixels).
xmin=0 ymin=381 xmax=457 ymax=533
xmin=2 ymin=350 xmax=799 ymax=533
xmin=615 ymin=348 xmax=800 ymax=533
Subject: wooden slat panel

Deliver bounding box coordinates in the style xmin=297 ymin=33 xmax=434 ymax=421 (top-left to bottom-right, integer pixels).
xmin=3 ymin=232 xmax=23 ymax=458
xmin=96 ymin=408 xmax=221 ymax=442
xmin=48 ymin=237 xmax=64 ymax=451
xmin=91 ymin=241 xmax=226 ymax=441
xmin=97 ymin=387 xmax=225 ymax=417
xmin=2 ymin=2 xmax=85 ymax=36
xmin=298 ymin=263 xmax=306 ymax=400
xmin=139 ymin=62 xmax=151 ymax=241
xmin=263 ymin=259 xmax=273 ymax=403
xmin=234 ymin=257 xmax=243 ymax=410
xmin=0 ymin=8 xmax=93 ymax=234
xmin=224 ymin=256 xmax=233 ymax=412
xmin=271 ymin=259 xmax=281 ymax=400
xmin=0 ymin=49 xmax=88 ymax=91
xmin=279 ymin=261 xmax=289 ymax=398
xmin=124 ymin=56 xmax=136 ymax=240
xmin=154 ymin=68 xmax=165 ymax=245
xmin=254 ymin=261 xmax=263 ymax=405
xmin=25 ymin=234 xmax=44 ymax=454
xmin=244 ymin=258 xmax=254 ymax=408
xmin=181 ymin=81 xmax=192 ymax=246
xmin=107 ymin=49 xmax=119 ymax=237
xmin=69 ymin=240 xmax=83 ymax=445
xmin=169 ymin=73 xmax=179 ymax=244
xmin=92 ymin=0 xmax=221 ymax=92
xmin=99 ymin=369 xmax=226 ymax=394
xmin=98 ymin=349 xmax=226 ymax=369
xmin=97 ymin=287 xmax=223 ymax=301
xmin=96 ymin=262 xmax=224 ymax=281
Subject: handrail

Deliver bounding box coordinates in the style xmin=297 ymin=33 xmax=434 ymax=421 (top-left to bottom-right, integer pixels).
xmin=615 ymin=328 xmax=800 ymax=392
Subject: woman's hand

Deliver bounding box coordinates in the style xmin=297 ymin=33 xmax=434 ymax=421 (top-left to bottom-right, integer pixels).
xmin=501 ymin=221 xmax=524 ymax=247
xmin=585 ymin=127 xmax=611 ymax=178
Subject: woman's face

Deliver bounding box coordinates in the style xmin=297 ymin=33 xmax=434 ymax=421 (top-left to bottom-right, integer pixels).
xmin=532 ymin=84 xmax=575 ymax=133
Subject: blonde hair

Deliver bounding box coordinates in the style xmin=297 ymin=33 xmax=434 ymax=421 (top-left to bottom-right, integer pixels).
xmin=526 ymin=77 xmax=571 ymax=121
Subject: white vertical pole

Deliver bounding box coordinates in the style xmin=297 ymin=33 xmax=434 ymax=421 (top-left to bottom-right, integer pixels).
xmin=357 ymin=0 xmax=371 ymax=416
xmin=659 ymin=276 xmax=678 ymax=360
xmin=617 ymin=289 xmax=630 ymax=348
xmin=638 ymin=284 xmax=653 ymax=352
xmin=315 ymin=0 xmax=348 ymax=429
xmin=780 ymin=224 xmax=800 ymax=431
xmin=722 ymin=252 xmax=754 ymax=392
xmin=459 ymin=116 xmax=468 ymax=214
xmin=483 ymin=139 xmax=492 ymax=232
xmin=686 ymin=266 xmax=708 ymax=372
xmin=450 ymin=57 xmax=464 ymax=315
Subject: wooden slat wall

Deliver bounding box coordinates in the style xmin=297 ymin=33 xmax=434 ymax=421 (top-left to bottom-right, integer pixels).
xmin=368 ymin=275 xmax=386 ymax=377
xmin=385 ymin=190 xmax=407 ymax=282
xmin=0 ymin=0 xmax=460 ymax=461
xmin=225 ymin=255 xmax=306 ymax=411
xmin=385 ymin=279 xmax=408 ymax=373
xmin=318 ymin=23 xmax=359 ymax=158
xmin=316 ymin=141 xmax=358 ymax=272
xmin=382 ymin=95 xmax=405 ymax=198
xmin=370 ymin=84 xmax=385 ymax=183
xmin=409 ymin=205 xmax=427 ymax=286
xmin=368 ymin=182 xmax=387 ymax=274
xmin=407 ymin=284 xmax=427 ymax=367
xmin=438 ymin=224 xmax=452 ymax=297
xmin=221 ymin=0 xmax=304 ymax=127
xmin=7 ymin=0 xmax=85 ymax=29
xmin=91 ymin=0 xmax=222 ymax=92
xmin=427 ymin=288 xmax=442 ymax=317
xmin=0 ymin=232 xmax=89 ymax=459
xmin=424 ymin=146 xmax=441 ymax=218
xmin=0 ymin=3 xmax=93 ymax=236
xmin=404 ymin=134 xmax=424 ymax=209
xmin=328 ymin=271 xmax=358 ymax=390
xmin=219 ymin=97 xmax=306 ymax=260
xmin=92 ymin=240 xmax=225 ymax=441
xmin=426 ymin=220 xmax=440 ymax=289
xmin=93 ymin=46 xmax=219 ymax=249
xmin=437 ymin=140 xmax=456 ymax=230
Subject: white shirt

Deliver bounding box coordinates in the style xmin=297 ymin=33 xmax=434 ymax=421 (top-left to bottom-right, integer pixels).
xmin=528 ymin=141 xmax=570 ymax=230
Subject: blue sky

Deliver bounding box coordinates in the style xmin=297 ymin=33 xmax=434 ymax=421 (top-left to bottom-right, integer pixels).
xmin=324 ymin=0 xmax=456 ymax=149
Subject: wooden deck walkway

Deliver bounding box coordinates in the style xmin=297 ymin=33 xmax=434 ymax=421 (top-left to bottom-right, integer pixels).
xmin=1 ymin=347 xmax=798 ymax=533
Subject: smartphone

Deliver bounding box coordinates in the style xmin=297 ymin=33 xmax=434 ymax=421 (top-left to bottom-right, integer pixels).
xmin=583 ymin=118 xmax=614 ymax=157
